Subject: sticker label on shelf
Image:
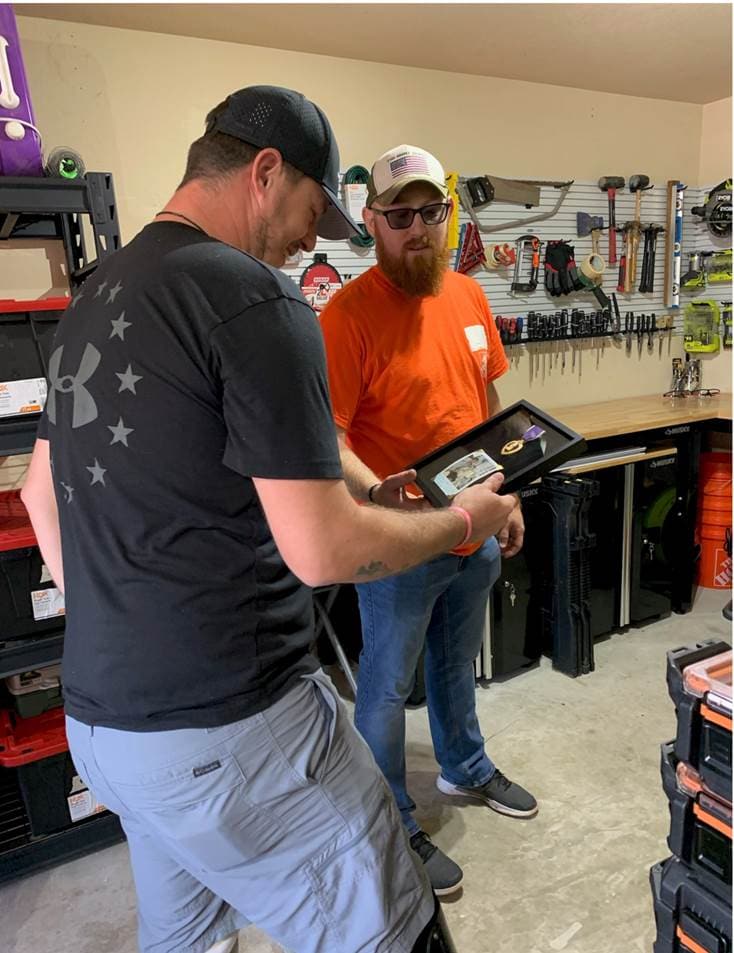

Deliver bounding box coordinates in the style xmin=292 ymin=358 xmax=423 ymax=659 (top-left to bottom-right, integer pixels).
xmin=30 ymin=586 xmax=65 ymax=620
xmin=0 ymin=378 xmax=47 ymax=417
xmin=67 ymin=777 xmax=106 ymax=822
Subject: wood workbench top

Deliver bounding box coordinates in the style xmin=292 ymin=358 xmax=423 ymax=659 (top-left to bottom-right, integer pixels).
xmin=548 ymin=393 xmax=732 ymax=440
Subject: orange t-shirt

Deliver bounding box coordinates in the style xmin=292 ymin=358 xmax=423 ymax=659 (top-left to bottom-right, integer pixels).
xmin=320 ymin=266 xmax=509 ymax=552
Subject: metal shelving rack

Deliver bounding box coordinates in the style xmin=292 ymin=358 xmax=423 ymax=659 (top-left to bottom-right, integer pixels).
xmin=0 ymin=172 xmax=125 ymax=882
xmin=1 ymin=172 xmax=121 ymax=286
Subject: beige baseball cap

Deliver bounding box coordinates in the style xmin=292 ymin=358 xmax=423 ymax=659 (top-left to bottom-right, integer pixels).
xmin=366 ymin=144 xmax=448 ymax=206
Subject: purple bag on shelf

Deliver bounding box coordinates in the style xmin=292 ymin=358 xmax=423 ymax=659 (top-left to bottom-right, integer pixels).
xmin=0 ymin=3 xmax=44 ymax=175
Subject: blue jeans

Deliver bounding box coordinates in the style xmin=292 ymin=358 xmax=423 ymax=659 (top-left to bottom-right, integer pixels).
xmin=355 ymin=538 xmax=501 ymax=834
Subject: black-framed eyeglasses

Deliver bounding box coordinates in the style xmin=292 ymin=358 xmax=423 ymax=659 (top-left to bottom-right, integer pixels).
xmin=663 ymin=388 xmax=721 ymax=398
xmin=370 ymin=202 xmax=450 ymax=230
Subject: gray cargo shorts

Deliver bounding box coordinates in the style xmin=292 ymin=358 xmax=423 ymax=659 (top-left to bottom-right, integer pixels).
xmin=66 ymin=669 xmax=433 ymax=953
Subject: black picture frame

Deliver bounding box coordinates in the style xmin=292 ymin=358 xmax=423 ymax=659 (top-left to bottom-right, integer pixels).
xmin=410 ymin=399 xmax=587 ymax=506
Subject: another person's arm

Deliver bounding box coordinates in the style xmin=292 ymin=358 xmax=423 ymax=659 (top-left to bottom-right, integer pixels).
xmin=336 ymin=425 xmax=425 ymax=510
xmin=20 ymin=438 xmax=65 ymax=593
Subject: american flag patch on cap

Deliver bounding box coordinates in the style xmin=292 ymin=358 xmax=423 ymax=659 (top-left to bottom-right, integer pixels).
xmin=389 ymin=153 xmax=430 ymax=178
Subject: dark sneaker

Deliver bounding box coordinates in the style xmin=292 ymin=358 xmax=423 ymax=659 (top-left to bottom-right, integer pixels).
xmin=409 ymin=830 xmax=463 ymax=897
xmin=436 ymin=770 xmax=538 ymax=818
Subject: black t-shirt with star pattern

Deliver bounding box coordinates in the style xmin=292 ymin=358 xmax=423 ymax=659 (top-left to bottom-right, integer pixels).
xmin=39 ymin=221 xmax=342 ymax=730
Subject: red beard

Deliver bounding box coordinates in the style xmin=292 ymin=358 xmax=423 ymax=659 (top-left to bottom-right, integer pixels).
xmin=376 ymin=231 xmax=451 ymax=297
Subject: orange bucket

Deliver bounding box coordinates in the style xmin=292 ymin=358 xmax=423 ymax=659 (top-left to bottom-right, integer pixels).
xmin=697 ymin=524 xmax=732 ymax=588
xmin=699 ymin=452 xmax=733 ymax=494
xmin=696 ymin=453 xmax=732 ymax=589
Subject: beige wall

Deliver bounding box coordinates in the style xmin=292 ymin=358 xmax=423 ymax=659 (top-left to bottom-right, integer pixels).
xmin=6 ymin=16 xmax=731 ymax=412
xmin=15 ymin=16 xmax=706 ymax=240
xmin=699 ymin=97 xmax=732 ymax=185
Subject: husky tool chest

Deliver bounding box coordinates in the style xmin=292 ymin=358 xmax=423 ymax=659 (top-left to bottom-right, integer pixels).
xmin=660 ymin=741 xmax=732 ymax=903
xmin=667 ymin=642 xmax=732 ymax=803
xmin=0 ymin=490 xmax=65 ymax=641
xmin=650 ymin=856 xmax=732 ymax=953
xmin=0 ymin=297 xmax=67 ymax=420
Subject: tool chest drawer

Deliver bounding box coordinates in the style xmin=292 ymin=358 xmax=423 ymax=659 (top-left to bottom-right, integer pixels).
xmin=667 ymin=642 xmax=732 ymax=803
xmin=660 ymin=741 xmax=732 ymax=903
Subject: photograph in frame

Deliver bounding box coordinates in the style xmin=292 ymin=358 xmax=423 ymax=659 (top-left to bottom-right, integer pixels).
xmin=410 ymin=400 xmax=587 ymax=506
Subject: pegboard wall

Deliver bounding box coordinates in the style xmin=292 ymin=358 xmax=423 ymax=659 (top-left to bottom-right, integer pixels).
xmin=284 ymin=177 xmax=729 ymax=344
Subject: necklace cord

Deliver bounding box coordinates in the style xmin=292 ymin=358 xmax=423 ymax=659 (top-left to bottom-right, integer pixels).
xmin=154 ymin=210 xmax=206 ymax=233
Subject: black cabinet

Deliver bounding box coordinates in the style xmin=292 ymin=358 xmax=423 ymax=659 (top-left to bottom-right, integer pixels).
xmin=630 ymin=453 xmax=678 ymax=624
xmin=489 ymin=485 xmax=544 ymax=678
xmin=587 ymin=467 xmax=625 ymax=638
xmin=488 ymin=449 xmax=685 ymax=679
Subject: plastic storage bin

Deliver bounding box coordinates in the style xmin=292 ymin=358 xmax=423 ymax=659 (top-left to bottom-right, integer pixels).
xmin=0 ymin=706 xmax=67 ymax=767
xmin=667 ymin=642 xmax=732 ymax=803
xmin=0 ymin=708 xmax=105 ymax=836
xmin=5 ymin=664 xmax=62 ymax=717
xmin=0 ymin=298 xmax=67 ymax=419
xmin=0 ymin=490 xmax=65 ymax=641
xmin=660 ymin=741 xmax=732 ymax=902
xmin=650 ymin=855 xmax=731 ymax=953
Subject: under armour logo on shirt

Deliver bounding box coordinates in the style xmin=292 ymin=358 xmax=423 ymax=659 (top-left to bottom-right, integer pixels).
xmin=46 ymin=343 xmax=101 ymax=428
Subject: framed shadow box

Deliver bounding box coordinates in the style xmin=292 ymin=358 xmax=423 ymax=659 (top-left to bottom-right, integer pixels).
xmin=411 ymin=400 xmax=587 ymax=506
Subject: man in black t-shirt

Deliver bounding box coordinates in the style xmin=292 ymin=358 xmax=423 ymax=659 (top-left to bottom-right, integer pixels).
xmin=22 ymin=86 xmax=516 ymax=953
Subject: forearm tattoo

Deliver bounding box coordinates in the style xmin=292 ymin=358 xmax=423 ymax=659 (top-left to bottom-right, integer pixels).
xmin=355 ymin=559 xmax=391 ymax=578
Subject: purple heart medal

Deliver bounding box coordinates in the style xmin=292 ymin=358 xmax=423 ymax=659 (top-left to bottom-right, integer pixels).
xmin=501 ymin=424 xmax=545 ymax=456
xmin=0 ymin=4 xmax=44 ymax=175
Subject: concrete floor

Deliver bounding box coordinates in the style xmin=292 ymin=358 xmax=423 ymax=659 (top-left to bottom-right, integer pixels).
xmin=3 ymin=589 xmax=730 ymax=953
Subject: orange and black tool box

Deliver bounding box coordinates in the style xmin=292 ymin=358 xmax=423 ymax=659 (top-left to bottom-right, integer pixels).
xmin=667 ymin=641 xmax=732 ymax=803
xmin=660 ymin=741 xmax=732 ymax=903
xmin=650 ymin=855 xmax=731 ymax=953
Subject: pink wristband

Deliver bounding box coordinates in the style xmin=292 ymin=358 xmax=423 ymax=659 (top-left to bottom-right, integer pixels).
xmin=448 ymin=505 xmax=473 ymax=547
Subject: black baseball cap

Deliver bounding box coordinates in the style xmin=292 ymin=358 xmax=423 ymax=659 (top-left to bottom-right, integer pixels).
xmin=208 ymin=85 xmax=360 ymax=241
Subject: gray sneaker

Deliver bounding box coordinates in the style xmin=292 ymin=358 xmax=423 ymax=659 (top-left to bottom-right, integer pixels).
xmin=436 ymin=770 xmax=538 ymax=818
xmin=409 ymin=830 xmax=463 ymax=897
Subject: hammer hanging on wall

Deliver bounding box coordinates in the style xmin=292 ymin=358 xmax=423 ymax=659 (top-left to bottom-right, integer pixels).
xmin=624 ymin=174 xmax=652 ymax=293
xmin=598 ymin=177 xmax=625 ymax=265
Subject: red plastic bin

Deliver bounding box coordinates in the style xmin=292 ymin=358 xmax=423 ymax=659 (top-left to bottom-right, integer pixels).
xmin=0 ymin=489 xmax=36 ymax=552
xmin=0 ymin=706 xmax=67 ymax=767
xmin=0 ymin=489 xmax=64 ymax=640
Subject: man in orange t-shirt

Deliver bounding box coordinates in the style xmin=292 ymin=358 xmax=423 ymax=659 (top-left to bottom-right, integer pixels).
xmin=320 ymin=145 xmax=537 ymax=897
